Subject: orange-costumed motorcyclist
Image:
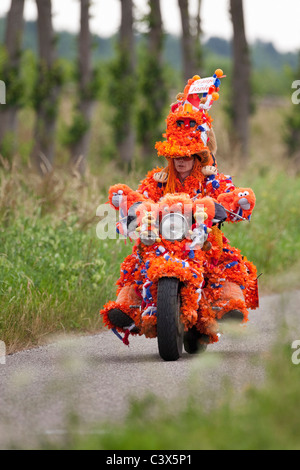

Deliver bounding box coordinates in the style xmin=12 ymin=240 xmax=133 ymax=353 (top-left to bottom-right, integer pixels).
xmin=100 ymin=70 xmax=259 ymax=343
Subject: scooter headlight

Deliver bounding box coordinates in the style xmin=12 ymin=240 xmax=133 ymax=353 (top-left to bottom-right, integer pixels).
xmin=160 ymin=213 xmax=189 ymax=241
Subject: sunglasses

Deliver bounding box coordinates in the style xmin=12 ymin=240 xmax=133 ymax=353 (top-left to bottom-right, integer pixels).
xmin=176 ymin=119 xmax=197 ymax=129
xmin=175 ymin=156 xmax=195 ymax=161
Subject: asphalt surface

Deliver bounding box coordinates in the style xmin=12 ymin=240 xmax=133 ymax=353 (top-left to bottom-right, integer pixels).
xmin=0 ymin=290 xmax=300 ymax=448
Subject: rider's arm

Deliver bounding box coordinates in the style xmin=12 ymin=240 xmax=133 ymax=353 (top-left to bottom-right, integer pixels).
xmin=108 ymin=184 xmax=147 ymax=238
xmin=109 ymin=168 xmax=165 ymax=211
xmin=137 ymin=168 xmax=166 ymax=202
xmin=108 ymin=183 xmax=146 ymax=210
xmin=108 ymin=169 xmax=165 ymax=238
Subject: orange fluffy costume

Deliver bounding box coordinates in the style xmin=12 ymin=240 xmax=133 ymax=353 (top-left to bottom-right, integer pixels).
xmin=100 ymin=70 xmax=259 ymax=344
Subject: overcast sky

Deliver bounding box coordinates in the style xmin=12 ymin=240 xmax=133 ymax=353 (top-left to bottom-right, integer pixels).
xmin=0 ymin=0 xmax=299 ymax=53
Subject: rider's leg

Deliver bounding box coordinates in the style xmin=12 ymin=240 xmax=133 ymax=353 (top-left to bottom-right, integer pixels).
xmin=105 ymin=284 xmax=141 ymax=331
xmin=100 ymin=249 xmax=142 ymax=331
xmin=213 ymin=281 xmax=248 ymax=323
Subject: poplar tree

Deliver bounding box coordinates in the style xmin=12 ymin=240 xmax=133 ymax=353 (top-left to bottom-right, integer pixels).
xmin=0 ymin=0 xmax=25 ymax=158
xmin=136 ymin=0 xmax=168 ymax=160
xmin=230 ymin=0 xmax=251 ymax=160
xmin=31 ymin=0 xmax=63 ymax=174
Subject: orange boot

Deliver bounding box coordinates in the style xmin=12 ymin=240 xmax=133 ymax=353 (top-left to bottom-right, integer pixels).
xmin=100 ymin=284 xmax=142 ymax=332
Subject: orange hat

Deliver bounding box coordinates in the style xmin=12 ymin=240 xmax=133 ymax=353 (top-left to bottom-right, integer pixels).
xmin=155 ymin=70 xmax=224 ymax=159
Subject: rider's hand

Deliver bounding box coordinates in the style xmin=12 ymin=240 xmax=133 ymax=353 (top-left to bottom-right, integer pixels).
xmin=201 ymin=165 xmax=218 ymax=176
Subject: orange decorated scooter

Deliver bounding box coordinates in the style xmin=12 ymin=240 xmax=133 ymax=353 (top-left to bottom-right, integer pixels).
xmin=100 ymin=186 xmax=258 ymax=361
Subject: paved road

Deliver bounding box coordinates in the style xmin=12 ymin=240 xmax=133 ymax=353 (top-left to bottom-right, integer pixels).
xmin=0 ymin=290 xmax=300 ymax=448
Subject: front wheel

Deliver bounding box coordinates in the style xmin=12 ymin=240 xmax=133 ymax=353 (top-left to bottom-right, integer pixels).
xmin=183 ymin=327 xmax=208 ymax=355
xmin=156 ymin=277 xmax=184 ymax=361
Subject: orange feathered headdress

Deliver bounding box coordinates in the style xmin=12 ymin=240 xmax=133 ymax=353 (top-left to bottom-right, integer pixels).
xmin=155 ymin=69 xmax=225 ymax=160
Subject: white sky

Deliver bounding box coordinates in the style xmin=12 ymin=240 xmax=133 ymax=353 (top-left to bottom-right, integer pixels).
xmin=0 ymin=0 xmax=299 ymax=53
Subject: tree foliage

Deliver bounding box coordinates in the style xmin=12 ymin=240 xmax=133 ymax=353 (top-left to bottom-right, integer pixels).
xmin=284 ymin=53 xmax=300 ymax=170
xmin=108 ymin=46 xmax=136 ymax=146
xmin=136 ymin=0 xmax=169 ymax=159
xmin=136 ymin=46 xmax=169 ymax=156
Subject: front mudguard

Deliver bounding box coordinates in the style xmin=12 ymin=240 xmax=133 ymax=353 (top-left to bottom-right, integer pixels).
xmin=145 ymin=255 xmax=221 ymax=344
xmin=145 ymin=255 xmax=203 ymax=331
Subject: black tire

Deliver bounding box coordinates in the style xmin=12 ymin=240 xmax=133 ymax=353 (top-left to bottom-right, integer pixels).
xmin=157 ymin=277 xmax=184 ymax=361
xmin=183 ymin=327 xmax=208 ymax=355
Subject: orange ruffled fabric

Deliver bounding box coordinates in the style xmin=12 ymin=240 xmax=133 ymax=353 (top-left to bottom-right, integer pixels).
xmin=155 ymin=110 xmax=213 ymax=158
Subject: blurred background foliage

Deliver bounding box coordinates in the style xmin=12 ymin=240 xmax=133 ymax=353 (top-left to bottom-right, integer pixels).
xmin=0 ymin=7 xmax=299 ymax=169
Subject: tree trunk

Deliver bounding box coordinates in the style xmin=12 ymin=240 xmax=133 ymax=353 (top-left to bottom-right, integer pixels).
xmin=138 ymin=0 xmax=166 ymax=159
xmin=70 ymin=0 xmax=95 ymax=175
xmin=0 ymin=0 xmax=25 ymax=154
xmin=148 ymin=0 xmax=163 ymax=60
xmin=230 ymin=0 xmax=251 ymax=160
xmin=118 ymin=0 xmax=135 ymax=165
xmin=31 ymin=0 xmax=61 ymax=174
xmin=195 ymin=0 xmax=203 ymax=73
xmin=196 ymin=0 xmax=202 ymax=42
xmin=120 ymin=0 xmax=135 ymax=65
xmin=178 ymin=0 xmax=201 ymax=82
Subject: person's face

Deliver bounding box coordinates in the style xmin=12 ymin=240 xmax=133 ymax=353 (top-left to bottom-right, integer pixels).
xmin=174 ymin=156 xmax=195 ymax=176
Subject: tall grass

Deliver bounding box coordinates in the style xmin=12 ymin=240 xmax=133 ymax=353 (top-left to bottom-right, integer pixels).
xmin=0 ymin=163 xmax=134 ymax=353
